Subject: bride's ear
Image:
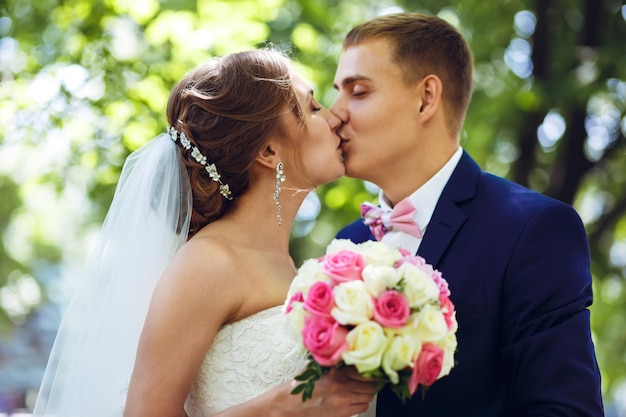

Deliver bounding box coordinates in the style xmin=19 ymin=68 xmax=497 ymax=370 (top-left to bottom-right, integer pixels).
xmin=255 ymin=143 xmax=281 ymax=169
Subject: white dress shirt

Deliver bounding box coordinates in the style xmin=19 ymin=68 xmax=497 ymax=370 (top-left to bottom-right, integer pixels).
xmin=378 ymin=147 xmax=464 ymax=253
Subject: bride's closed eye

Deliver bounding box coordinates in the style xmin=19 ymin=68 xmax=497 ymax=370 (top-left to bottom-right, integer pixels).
xmin=308 ymin=93 xmax=322 ymax=112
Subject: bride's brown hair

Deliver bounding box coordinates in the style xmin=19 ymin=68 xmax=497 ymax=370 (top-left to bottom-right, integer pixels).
xmin=166 ymin=49 xmax=304 ymax=238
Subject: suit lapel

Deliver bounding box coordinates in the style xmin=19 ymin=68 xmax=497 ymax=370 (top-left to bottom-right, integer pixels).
xmin=417 ymin=152 xmax=480 ymax=267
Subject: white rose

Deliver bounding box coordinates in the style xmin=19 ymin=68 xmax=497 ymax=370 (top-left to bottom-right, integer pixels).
xmin=288 ymin=258 xmax=329 ymax=299
xmin=342 ymin=321 xmax=388 ymax=373
xmin=397 ymin=263 xmax=440 ymax=307
xmin=382 ymin=333 xmax=419 ymax=384
xmin=326 ymin=238 xmax=361 ymax=255
xmin=436 ymin=332 xmax=457 ymax=378
xmin=410 ymin=304 xmax=449 ymax=343
xmin=361 ymin=265 xmax=399 ymax=296
xmin=331 ymin=280 xmax=374 ymax=325
xmin=284 ymin=302 xmax=306 ymax=343
xmin=358 ymin=240 xmax=402 ymax=267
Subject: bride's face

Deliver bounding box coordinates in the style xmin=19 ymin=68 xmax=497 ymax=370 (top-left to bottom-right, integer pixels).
xmin=281 ymin=72 xmax=345 ymax=188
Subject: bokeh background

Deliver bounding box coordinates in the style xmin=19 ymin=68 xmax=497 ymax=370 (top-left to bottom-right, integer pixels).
xmin=0 ymin=0 xmax=625 ymax=414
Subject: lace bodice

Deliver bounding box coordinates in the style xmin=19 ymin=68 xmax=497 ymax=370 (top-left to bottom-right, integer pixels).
xmin=183 ymin=305 xmax=307 ymax=417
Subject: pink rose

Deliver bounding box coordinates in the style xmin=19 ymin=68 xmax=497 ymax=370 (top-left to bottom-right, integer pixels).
xmin=285 ymin=291 xmax=304 ymax=313
xmin=439 ymin=294 xmax=456 ymax=330
xmin=304 ymin=281 xmax=335 ymax=317
xmin=302 ymin=316 xmax=348 ymax=367
xmin=373 ymin=290 xmax=410 ymax=328
xmin=323 ymin=250 xmax=365 ymax=284
xmin=409 ymin=343 xmax=444 ymax=395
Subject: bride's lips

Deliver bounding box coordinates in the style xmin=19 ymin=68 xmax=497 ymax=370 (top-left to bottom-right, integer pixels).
xmin=338 ymin=134 xmax=348 ymax=150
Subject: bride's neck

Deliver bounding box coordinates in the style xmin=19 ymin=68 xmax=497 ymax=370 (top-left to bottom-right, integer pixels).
xmin=210 ymin=187 xmax=305 ymax=251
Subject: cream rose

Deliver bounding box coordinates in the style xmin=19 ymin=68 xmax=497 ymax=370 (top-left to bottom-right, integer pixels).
xmin=288 ymin=258 xmax=330 ymax=299
xmin=382 ymin=334 xmax=419 ymax=384
xmin=362 ymin=265 xmax=398 ymax=296
xmin=436 ymin=332 xmax=458 ymax=378
xmin=284 ymin=301 xmax=306 ymax=343
xmin=331 ymin=280 xmax=374 ymax=325
xmin=325 ymin=238 xmax=361 ymax=255
xmin=411 ymin=304 xmax=449 ymax=343
xmin=342 ymin=321 xmax=388 ymax=373
xmin=358 ymin=240 xmax=402 ymax=267
xmin=397 ymin=263 xmax=440 ymax=307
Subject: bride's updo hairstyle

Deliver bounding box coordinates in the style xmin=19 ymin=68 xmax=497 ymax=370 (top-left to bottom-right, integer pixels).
xmin=166 ymin=49 xmax=304 ymax=238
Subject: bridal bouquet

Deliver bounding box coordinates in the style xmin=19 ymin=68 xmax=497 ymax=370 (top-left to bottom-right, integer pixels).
xmin=284 ymin=239 xmax=457 ymax=402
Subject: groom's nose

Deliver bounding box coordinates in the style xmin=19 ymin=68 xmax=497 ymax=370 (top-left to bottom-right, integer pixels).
xmin=329 ymin=96 xmax=348 ymax=124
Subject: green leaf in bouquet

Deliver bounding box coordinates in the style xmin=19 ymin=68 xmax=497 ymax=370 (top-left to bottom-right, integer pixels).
xmin=390 ymin=277 xmax=406 ymax=292
xmin=290 ymin=354 xmax=331 ymax=402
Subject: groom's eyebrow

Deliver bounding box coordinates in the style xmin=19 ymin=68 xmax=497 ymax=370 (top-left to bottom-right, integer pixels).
xmin=333 ymin=75 xmax=372 ymax=90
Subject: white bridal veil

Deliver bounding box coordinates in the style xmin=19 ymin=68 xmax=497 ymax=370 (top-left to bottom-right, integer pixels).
xmin=33 ymin=133 xmax=192 ymax=416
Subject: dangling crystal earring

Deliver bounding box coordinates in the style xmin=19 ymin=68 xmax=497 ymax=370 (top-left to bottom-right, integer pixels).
xmin=274 ymin=162 xmax=286 ymax=226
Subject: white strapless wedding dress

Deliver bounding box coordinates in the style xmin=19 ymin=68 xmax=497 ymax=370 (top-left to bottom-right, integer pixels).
xmin=183 ymin=305 xmax=304 ymax=416
xmin=183 ymin=305 xmax=376 ymax=417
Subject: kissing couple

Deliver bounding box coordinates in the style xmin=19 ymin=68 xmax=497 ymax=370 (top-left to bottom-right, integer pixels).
xmin=33 ymin=12 xmax=603 ymax=417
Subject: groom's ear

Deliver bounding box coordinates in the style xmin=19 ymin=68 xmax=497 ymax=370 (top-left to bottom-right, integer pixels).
xmin=417 ymin=74 xmax=442 ymax=121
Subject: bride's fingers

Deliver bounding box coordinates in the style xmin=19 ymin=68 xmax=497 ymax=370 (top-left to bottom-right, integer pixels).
xmin=331 ymin=368 xmax=378 ymax=395
xmin=319 ymin=394 xmax=374 ymax=417
xmin=346 ymin=400 xmax=374 ymax=416
xmin=350 ymin=393 xmax=376 ymax=405
xmin=350 ymin=384 xmax=378 ymax=396
xmin=333 ymin=366 xmax=373 ymax=382
xmin=344 ymin=381 xmax=378 ymax=396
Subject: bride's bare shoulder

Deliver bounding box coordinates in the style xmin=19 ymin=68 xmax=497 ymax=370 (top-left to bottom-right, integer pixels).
xmin=155 ymin=234 xmax=246 ymax=310
xmin=169 ymin=234 xmax=241 ymax=280
xmin=143 ymin=235 xmax=245 ymax=352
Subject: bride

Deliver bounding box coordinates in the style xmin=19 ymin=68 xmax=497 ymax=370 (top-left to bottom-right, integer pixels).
xmin=33 ymin=49 xmax=377 ymax=417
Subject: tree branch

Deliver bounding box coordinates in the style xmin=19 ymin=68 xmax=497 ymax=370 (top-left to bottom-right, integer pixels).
xmin=511 ymin=0 xmax=553 ymax=187
xmin=587 ymin=195 xmax=626 ymax=249
xmin=544 ymin=0 xmax=605 ymax=204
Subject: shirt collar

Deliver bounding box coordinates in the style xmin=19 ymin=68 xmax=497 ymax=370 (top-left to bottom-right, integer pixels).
xmin=378 ymin=146 xmax=463 ymax=235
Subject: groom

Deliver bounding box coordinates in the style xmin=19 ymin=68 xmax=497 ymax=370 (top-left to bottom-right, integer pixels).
xmin=331 ymin=12 xmax=604 ymax=416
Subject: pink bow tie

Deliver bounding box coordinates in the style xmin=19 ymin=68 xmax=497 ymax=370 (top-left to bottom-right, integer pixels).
xmin=360 ymin=198 xmax=423 ymax=241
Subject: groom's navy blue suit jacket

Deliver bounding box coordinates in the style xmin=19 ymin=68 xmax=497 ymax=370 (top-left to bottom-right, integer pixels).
xmin=337 ymin=152 xmax=604 ymax=417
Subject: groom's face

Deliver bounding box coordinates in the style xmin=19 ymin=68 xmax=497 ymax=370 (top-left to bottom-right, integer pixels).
xmin=331 ymin=39 xmax=421 ymax=185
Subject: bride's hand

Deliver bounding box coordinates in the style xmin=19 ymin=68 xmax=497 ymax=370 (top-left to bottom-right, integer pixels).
xmin=211 ymin=366 xmax=377 ymax=417
xmin=285 ymin=367 xmax=377 ymax=417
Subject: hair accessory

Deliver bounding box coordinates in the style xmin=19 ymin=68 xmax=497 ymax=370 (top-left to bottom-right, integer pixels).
xmin=274 ymin=161 xmax=285 ymax=226
xmin=168 ymin=126 xmax=233 ymax=200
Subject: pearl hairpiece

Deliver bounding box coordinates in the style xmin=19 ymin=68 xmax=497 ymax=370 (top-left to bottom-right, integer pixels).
xmin=168 ymin=126 xmax=233 ymax=200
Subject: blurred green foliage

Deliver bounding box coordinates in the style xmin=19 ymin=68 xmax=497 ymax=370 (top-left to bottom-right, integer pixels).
xmin=0 ymin=0 xmax=624 ymax=403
